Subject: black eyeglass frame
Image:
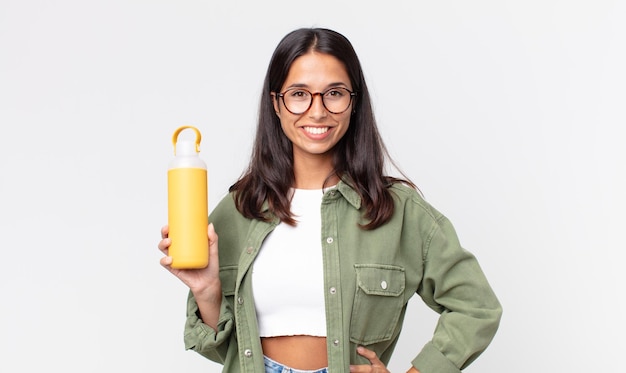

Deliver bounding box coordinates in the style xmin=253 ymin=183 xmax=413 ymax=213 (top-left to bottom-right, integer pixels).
xmin=275 ymin=87 xmax=357 ymax=115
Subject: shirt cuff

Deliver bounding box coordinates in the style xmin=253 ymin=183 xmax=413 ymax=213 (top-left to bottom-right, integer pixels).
xmin=184 ymin=293 xmax=233 ymax=351
xmin=412 ymin=342 xmax=461 ymax=373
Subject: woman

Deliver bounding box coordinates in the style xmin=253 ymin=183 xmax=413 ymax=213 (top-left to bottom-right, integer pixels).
xmin=159 ymin=27 xmax=502 ymax=373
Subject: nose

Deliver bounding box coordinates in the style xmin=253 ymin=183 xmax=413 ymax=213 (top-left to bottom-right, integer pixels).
xmin=307 ymin=93 xmax=327 ymax=119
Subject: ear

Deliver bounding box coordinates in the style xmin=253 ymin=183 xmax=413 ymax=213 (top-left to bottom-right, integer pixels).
xmin=271 ymin=93 xmax=280 ymax=115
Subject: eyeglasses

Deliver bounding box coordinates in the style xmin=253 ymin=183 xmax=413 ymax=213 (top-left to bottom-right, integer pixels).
xmin=275 ymin=87 xmax=356 ymax=115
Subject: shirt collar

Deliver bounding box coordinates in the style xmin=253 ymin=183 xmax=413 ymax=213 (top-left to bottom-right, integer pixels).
xmin=335 ymin=180 xmax=362 ymax=210
xmin=259 ymin=179 xmax=363 ymax=214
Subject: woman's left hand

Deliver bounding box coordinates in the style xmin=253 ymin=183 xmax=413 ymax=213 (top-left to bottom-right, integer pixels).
xmin=349 ymin=346 xmax=390 ymax=372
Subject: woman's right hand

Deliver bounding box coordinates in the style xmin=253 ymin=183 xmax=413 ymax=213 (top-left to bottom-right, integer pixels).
xmin=158 ymin=223 xmax=222 ymax=299
xmin=159 ymin=223 xmax=223 ymax=330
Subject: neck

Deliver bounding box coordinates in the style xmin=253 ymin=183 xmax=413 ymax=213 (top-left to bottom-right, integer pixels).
xmin=293 ymin=153 xmax=338 ymax=190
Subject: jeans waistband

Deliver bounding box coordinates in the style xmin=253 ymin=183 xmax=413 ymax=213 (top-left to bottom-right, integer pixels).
xmin=263 ymin=355 xmax=328 ymax=373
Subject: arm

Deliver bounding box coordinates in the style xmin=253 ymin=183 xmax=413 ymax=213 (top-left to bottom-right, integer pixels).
xmin=414 ymin=216 xmax=502 ymax=372
xmin=159 ymin=223 xmax=235 ymax=362
xmin=159 ymin=223 xmax=222 ymax=329
xmin=186 ymin=223 xmax=222 ymax=330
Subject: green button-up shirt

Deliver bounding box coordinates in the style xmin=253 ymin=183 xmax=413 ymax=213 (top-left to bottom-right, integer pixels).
xmin=183 ymin=181 xmax=502 ymax=372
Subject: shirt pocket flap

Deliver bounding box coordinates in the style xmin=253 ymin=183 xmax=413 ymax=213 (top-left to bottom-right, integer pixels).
xmin=355 ymin=264 xmax=405 ymax=297
xmin=219 ymin=265 xmax=238 ymax=296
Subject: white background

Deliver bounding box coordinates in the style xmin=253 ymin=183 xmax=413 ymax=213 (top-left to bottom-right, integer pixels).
xmin=1 ymin=0 xmax=624 ymax=371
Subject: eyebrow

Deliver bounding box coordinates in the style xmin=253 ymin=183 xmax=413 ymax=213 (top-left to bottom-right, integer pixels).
xmin=284 ymin=82 xmax=350 ymax=91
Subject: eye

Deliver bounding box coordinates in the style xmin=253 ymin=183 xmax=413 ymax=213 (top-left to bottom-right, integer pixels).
xmin=325 ymin=88 xmax=346 ymax=98
xmin=324 ymin=88 xmax=348 ymax=100
xmin=288 ymin=89 xmax=310 ymax=98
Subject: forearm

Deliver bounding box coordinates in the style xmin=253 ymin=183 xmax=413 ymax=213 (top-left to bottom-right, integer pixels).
xmin=192 ymin=284 xmax=223 ymax=331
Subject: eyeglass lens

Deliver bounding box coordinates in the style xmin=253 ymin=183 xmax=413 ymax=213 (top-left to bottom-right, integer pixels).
xmin=282 ymin=88 xmax=353 ymax=114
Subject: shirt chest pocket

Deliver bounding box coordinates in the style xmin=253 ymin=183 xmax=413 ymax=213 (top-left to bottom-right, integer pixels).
xmin=350 ymin=264 xmax=406 ymax=345
xmin=219 ymin=265 xmax=238 ymax=297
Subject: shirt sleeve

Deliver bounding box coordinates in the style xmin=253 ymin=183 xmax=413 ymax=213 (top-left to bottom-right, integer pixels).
xmin=413 ymin=214 xmax=502 ymax=372
xmin=183 ymin=290 xmax=235 ymax=364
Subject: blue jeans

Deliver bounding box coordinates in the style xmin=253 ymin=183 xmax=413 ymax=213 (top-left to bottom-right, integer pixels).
xmin=263 ymin=355 xmax=328 ymax=373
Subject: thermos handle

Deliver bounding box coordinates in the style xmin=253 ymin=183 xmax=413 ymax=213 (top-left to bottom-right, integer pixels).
xmin=172 ymin=126 xmax=202 ymax=155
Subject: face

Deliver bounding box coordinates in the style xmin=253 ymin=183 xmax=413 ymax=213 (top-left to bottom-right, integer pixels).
xmin=272 ymin=52 xmax=353 ymax=163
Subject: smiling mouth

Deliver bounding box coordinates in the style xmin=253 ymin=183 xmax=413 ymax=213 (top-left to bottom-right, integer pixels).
xmin=303 ymin=126 xmax=329 ymax=135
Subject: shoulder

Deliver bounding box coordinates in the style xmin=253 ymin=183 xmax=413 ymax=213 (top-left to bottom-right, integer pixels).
xmin=210 ymin=191 xmax=276 ymax=234
xmin=209 ymin=192 xmax=251 ymax=230
xmin=388 ymin=183 xmax=465 ymax=257
xmin=210 ymin=192 xmax=237 ymax=218
xmin=388 ymin=182 xmax=445 ymax=223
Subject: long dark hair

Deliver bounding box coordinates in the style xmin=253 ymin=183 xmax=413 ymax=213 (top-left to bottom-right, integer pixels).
xmin=229 ymin=28 xmax=415 ymax=229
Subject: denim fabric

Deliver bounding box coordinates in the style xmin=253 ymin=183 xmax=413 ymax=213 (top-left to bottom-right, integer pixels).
xmin=264 ymin=355 xmax=328 ymax=373
xmin=185 ymin=181 xmax=502 ymax=373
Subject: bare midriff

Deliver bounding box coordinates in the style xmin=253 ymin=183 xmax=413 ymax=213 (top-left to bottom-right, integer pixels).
xmin=261 ymin=335 xmax=328 ymax=370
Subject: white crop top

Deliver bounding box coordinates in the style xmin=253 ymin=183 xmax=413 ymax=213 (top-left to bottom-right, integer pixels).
xmin=252 ymin=188 xmax=328 ymax=337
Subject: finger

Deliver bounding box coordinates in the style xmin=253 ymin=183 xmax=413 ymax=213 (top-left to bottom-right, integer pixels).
xmin=356 ymin=346 xmax=390 ymax=373
xmin=356 ymin=346 xmax=379 ymax=362
xmin=161 ymin=225 xmax=169 ymax=239
xmin=207 ymin=223 xmax=220 ymax=270
xmin=208 ymin=223 xmax=218 ymax=247
xmin=159 ymin=255 xmax=184 ymax=280
xmin=157 ymin=237 xmax=171 ymax=253
xmin=160 ymin=255 xmax=173 ymax=267
xmin=349 ymin=364 xmax=373 ymax=373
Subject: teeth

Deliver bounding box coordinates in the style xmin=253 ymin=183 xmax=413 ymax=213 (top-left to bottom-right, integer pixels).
xmin=304 ymin=127 xmax=329 ymax=135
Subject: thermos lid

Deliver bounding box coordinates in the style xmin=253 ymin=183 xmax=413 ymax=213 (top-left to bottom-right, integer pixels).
xmin=175 ymin=140 xmax=197 ymax=156
xmin=172 ymin=125 xmax=202 ymax=156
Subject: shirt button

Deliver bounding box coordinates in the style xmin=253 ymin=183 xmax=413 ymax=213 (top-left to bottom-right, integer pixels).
xmin=326 ymin=237 xmax=334 ymax=244
xmin=380 ymin=280 xmax=388 ymax=290
xmin=246 ymin=246 xmax=254 ymax=254
xmin=237 ymin=297 xmax=244 ymax=305
xmin=333 ymin=339 xmax=339 ymax=346
xmin=244 ymin=349 xmax=252 ymax=357
xmin=330 ymin=190 xmax=336 ymax=196
xmin=329 ymin=287 xmax=337 ymax=294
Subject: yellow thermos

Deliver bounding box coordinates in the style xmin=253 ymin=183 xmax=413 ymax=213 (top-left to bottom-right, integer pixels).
xmin=167 ymin=126 xmax=208 ymax=269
